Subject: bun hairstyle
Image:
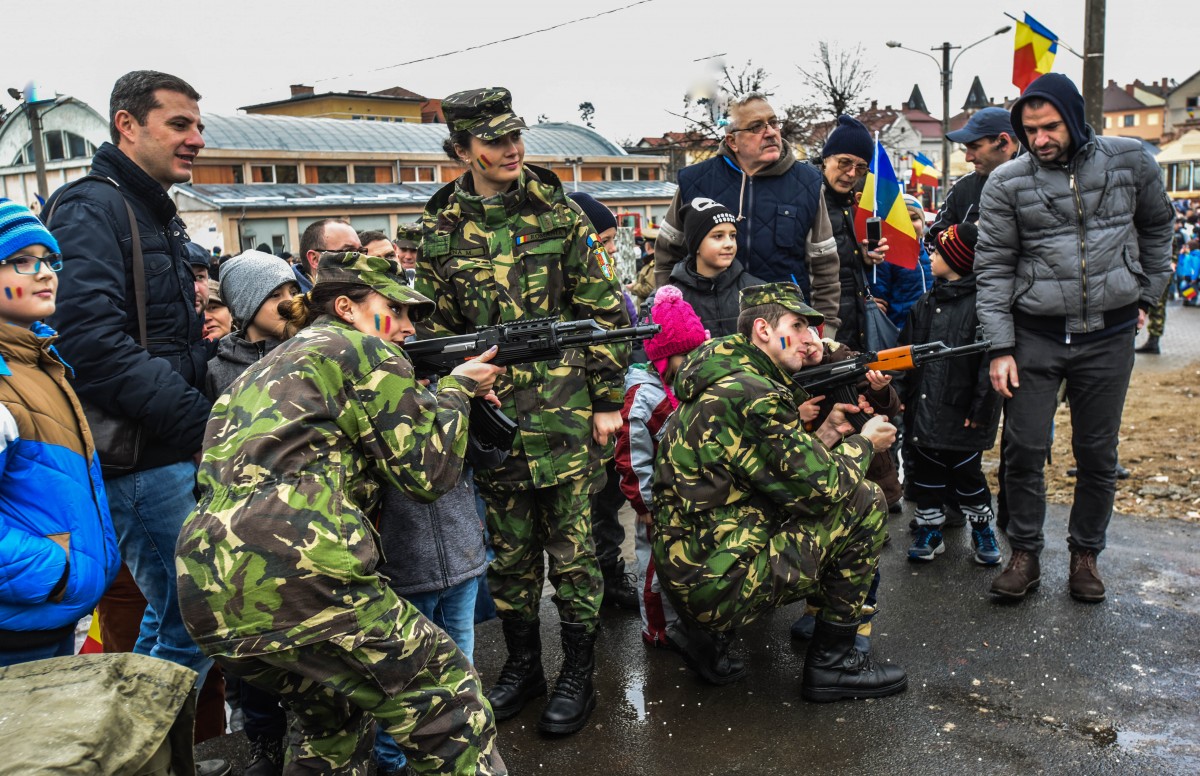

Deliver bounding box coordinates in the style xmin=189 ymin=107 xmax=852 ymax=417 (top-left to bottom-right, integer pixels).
xmin=443 ymin=129 xmax=474 ymax=162
xmin=278 ymin=282 xmax=373 ymax=339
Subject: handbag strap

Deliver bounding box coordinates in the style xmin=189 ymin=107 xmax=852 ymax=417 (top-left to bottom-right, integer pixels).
xmin=45 ymin=175 xmax=148 ymax=347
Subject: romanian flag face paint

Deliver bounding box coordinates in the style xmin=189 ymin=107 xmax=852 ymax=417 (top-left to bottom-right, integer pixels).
xmin=374 ymin=314 xmax=391 ymax=334
xmin=854 ymin=139 xmax=919 ymax=270
xmin=910 ymin=152 xmax=940 ymax=189
xmin=1013 ymin=13 xmax=1058 ymax=93
xmin=780 ymin=336 xmax=791 ymax=350
xmin=477 ymin=154 xmax=491 ymax=172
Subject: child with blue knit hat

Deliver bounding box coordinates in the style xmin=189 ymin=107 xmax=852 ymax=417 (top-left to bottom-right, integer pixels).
xmin=0 ymin=199 xmax=120 ymax=666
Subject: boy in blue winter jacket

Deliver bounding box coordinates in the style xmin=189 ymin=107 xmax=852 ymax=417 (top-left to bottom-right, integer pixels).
xmin=0 ymin=199 xmax=119 ymax=666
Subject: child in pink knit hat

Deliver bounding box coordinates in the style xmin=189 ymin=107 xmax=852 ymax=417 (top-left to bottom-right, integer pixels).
xmin=614 ymin=284 xmax=709 ymax=647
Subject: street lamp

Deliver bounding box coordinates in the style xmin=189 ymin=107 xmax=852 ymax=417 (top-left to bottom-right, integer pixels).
xmin=7 ymin=83 xmax=58 ymax=202
xmin=886 ymin=25 xmax=1011 ymax=195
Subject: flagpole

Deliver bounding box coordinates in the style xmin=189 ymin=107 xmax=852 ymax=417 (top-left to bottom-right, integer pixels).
xmin=872 ymin=131 xmax=880 ymax=284
xmin=1004 ymin=11 xmax=1085 ymax=58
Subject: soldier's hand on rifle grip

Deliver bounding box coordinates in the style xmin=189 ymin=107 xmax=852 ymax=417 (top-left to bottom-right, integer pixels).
xmin=989 ymin=355 xmax=1019 ymax=399
xmin=451 ymin=345 xmax=505 ymax=397
xmin=860 ymin=414 xmax=897 ymax=452
xmin=816 ymin=402 xmax=860 ymax=447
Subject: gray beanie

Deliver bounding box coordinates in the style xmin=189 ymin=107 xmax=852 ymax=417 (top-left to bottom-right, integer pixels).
xmin=219 ymin=250 xmax=297 ymax=326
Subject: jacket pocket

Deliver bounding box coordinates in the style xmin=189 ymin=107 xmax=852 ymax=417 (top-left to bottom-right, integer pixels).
xmin=775 ymin=204 xmax=798 ymax=248
xmin=518 ymin=239 xmax=567 ymax=318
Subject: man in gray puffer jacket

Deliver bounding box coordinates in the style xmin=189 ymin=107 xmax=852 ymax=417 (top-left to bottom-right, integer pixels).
xmin=976 ymin=73 xmax=1174 ymax=604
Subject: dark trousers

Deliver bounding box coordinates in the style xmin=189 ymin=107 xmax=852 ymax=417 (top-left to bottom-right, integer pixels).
xmin=1002 ymin=327 xmax=1134 ymax=554
xmin=911 ymin=446 xmax=990 ymax=513
xmin=591 ymin=459 xmax=627 ymax=570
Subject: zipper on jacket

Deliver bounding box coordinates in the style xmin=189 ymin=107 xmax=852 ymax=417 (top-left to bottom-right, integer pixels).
xmin=1070 ymin=171 xmax=1088 ymax=336
xmin=745 ymin=178 xmax=755 ymax=260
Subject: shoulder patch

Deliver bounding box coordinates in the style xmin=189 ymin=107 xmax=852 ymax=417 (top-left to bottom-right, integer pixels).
xmin=587 ymin=234 xmax=616 ymax=281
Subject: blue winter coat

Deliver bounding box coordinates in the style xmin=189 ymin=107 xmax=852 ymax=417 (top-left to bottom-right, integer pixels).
xmin=871 ymin=242 xmax=935 ymax=328
xmin=0 ymin=322 xmax=119 ymax=645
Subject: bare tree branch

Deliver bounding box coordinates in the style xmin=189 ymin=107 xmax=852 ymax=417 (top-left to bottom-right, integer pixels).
xmin=797 ymin=41 xmax=876 ymax=120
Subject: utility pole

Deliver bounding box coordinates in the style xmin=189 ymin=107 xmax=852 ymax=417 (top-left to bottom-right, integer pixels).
xmin=939 ymin=42 xmax=953 ymax=193
xmin=1082 ymin=0 xmax=1106 ymax=130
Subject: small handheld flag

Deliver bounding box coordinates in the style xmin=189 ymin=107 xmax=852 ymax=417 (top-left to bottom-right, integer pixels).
xmin=855 ymin=135 xmax=919 ymax=270
xmin=909 ymin=152 xmax=939 ymax=189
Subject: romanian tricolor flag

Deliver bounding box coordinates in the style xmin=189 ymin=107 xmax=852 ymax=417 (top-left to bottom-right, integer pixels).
xmin=78 ymin=609 xmax=103 ymax=654
xmin=855 ymin=139 xmax=919 ymax=270
xmin=1013 ymin=13 xmax=1058 ymax=93
xmin=909 ymin=152 xmax=939 ymax=189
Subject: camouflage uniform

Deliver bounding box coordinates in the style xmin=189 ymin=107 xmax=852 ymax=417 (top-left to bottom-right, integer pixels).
xmin=652 ymin=286 xmax=887 ymax=633
xmin=176 ymin=252 xmax=505 ymax=774
xmin=1146 ymin=282 xmax=1169 ymax=337
xmin=416 ymin=90 xmax=631 ymax=631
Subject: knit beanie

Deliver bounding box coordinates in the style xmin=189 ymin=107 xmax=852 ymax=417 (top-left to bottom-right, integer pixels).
xmin=0 ymin=198 xmax=59 ymax=259
xmin=644 ymin=284 xmax=708 ymax=363
xmin=821 ymin=115 xmax=874 ymax=162
xmin=567 ymin=192 xmax=617 ymax=233
xmin=679 ymin=197 xmax=737 ymax=259
xmin=935 ymin=222 xmax=978 ymax=275
xmin=219 ymin=250 xmax=297 ymax=326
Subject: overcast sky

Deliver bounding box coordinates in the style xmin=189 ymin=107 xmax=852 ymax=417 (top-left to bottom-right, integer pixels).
xmin=4 ymin=0 xmax=1198 ymax=146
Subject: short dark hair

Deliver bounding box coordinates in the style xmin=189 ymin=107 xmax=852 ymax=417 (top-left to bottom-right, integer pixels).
xmin=736 ymin=302 xmax=790 ymax=338
xmin=442 ymin=129 xmax=474 ymax=162
xmin=109 ymin=70 xmax=201 ymax=145
xmin=300 ymin=218 xmax=351 ymax=257
xmin=1020 ymin=97 xmax=1050 ymax=114
xmin=357 ymin=229 xmax=390 ymax=247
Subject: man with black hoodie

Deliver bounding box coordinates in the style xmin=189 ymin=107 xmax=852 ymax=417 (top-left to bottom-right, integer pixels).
xmin=44 ymin=69 xmax=229 ymax=776
xmin=976 ymin=73 xmax=1174 ymax=604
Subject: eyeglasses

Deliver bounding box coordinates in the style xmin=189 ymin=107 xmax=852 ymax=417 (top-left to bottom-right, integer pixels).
xmin=730 ymin=118 xmax=782 ymax=135
xmin=0 ymin=253 xmax=63 ymax=274
xmin=834 ymin=157 xmax=870 ymax=177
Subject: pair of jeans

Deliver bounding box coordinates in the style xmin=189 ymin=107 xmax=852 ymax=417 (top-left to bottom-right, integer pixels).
xmin=1002 ymin=327 xmax=1135 ymax=554
xmin=105 ymin=461 xmax=211 ymax=685
xmin=374 ymin=576 xmax=481 ymax=773
xmin=0 ymin=629 xmax=75 ymax=667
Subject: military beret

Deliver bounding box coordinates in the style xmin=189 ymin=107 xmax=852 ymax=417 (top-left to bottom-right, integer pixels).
xmin=315 ymin=251 xmax=434 ymax=321
xmin=739 ymin=282 xmax=824 ymax=325
xmin=442 ymin=87 xmax=527 ymax=140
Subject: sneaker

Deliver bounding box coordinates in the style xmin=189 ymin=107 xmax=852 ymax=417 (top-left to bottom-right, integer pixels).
xmin=908 ymin=526 xmax=944 ymax=561
xmin=970 ymin=524 xmax=1002 ymax=566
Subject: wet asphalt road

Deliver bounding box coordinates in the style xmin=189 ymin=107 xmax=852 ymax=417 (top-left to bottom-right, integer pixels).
xmin=199 ymin=502 xmax=1200 ymax=775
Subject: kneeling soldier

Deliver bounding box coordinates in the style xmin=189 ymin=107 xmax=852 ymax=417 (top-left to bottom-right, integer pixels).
xmin=651 ymin=282 xmax=908 ymax=702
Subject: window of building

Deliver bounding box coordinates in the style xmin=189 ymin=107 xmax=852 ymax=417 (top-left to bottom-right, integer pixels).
xmin=192 ymin=165 xmax=245 ymax=185
xmin=1123 ymin=114 xmax=1136 ymax=127
xmin=1104 ymin=116 xmax=1111 ymax=129
xmin=353 ymin=165 xmax=395 ymax=183
xmin=306 ymin=165 xmax=349 ymax=184
xmin=637 ymin=167 xmax=659 ymax=181
xmin=398 ymin=166 xmax=436 ymax=182
xmin=250 ymin=164 xmax=298 ymax=184
xmin=1188 ymin=96 xmax=1199 ymax=109
xmin=11 ymin=131 xmax=96 ymax=165
xmin=1149 ymin=113 xmax=1159 ymax=126
xmin=608 ymin=166 xmax=635 ymax=181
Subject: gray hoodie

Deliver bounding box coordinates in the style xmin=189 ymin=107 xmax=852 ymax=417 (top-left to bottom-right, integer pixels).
xmin=205 ymin=332 xmax=281 ymax=400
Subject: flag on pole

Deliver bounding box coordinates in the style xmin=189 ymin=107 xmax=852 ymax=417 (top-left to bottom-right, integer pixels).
xmin=78 ymin=610 xmax=103 ymax=654
xmin=1013 ymin=13 xmax=1058 ymax=93
xmin=909 ymin=152 xmax=940 ymax=189
xmin=855 ymin=137 xmax=919 ymax=270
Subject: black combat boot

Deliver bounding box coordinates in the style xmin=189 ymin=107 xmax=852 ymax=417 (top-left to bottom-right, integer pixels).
xmin=801 ymin=619 xmax=907 ymax=702
xmin=667 ymin=618 xmax=747 ymax=685
xmin=601 ymin=557 xmax=639 ymax=611
xmin=486 ymin=618 xmax=546 ymax=720
xmin=243 ymin=736 xmax=283 ymax=776
xmin=538 ymin=623 xmax=597 ymax=735
xmin=1135 ymin=335 xmax=1160 ymax=354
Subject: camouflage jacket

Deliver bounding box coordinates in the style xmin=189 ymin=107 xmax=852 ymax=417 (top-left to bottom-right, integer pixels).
xmin=651 ymin=335 xmax=875 ymax=584
xmin=415 ymin=164 xmax=631 ymax=490
xmin=176 ymin=316 xmax=476 ymax=655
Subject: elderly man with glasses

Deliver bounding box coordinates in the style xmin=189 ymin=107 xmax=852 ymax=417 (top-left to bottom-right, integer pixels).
xmin=654 ymin=94 xmax=843 ymax=337
xmin=819 ymin=115 xmax=891 ymax=354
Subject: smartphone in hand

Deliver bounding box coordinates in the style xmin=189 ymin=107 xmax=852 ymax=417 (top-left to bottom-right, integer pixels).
xmin=865 ymin=217 xmax=882 ymax=253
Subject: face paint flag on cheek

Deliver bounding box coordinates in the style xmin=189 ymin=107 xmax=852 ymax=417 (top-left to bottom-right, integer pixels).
xmin=780 ymin=336 xmax=791 ymax=351
xmin=477 ymin=154 xmax=491 ymax=172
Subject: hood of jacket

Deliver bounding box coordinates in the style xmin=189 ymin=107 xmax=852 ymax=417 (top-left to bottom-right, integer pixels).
xmin=89 ymin=142 xmax=179 ymax=225
xmin=216 ymin=332 xmax=279 ymax=367
xmin=1010 ymin=73 xmax=1092 ymax=163
xmin=673 ymin=333 xmax=797 ymax=403
xmin=932 ymin=273 xmax=979 ymax=301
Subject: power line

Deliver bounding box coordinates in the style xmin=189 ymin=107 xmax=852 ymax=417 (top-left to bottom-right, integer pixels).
xmin=313 ymin=0 xmax=657 ymax=85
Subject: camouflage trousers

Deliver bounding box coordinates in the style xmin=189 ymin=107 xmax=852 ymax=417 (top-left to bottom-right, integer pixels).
xmin=478 ymin=472 xmax=603 ymax=632
xmin=214 ymin=599 xmax=505 ymax=775
xmin=656 ymin=481 xmax=887 ymax=632
xmin=1147 ymin=282 xmax=1170 ymax=337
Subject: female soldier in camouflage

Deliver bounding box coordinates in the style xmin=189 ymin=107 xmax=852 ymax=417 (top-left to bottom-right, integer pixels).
xmin=176 ymin=251 xmax=507 ymax=774
xmin=416 ymin=88 xmax=632 ymax=735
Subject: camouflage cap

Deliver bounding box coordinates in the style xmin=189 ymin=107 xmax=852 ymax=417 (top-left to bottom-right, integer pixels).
xmin=442 ymin=87 xmax=527 ymax=140
xmin=739 ymin=282 xmax=824 ymax=325
xmin=395 ymin=222 xmax=421 ymax=250
xmin=315 ymin=251 xmax=435 ymax=321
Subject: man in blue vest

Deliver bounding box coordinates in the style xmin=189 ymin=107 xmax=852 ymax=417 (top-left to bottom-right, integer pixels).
xmin=654 ymin=94 xmax=843 ymax=337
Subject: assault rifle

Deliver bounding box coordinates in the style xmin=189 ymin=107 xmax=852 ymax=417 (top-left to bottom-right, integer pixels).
xmin=793 ymin=339 xmax=991 ymax=431
xmin=403 ymin=317 xmax=661 ymax=449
